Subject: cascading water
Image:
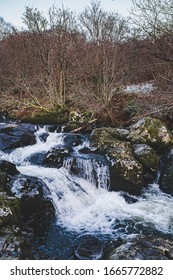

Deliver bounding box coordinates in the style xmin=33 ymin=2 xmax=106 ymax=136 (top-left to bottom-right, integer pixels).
xmin=1 ymin=124 xmax=173 ymax=259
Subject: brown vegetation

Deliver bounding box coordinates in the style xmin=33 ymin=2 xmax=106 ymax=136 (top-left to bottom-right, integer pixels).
xmin=1 ymin=0 xmax=173 ymax=127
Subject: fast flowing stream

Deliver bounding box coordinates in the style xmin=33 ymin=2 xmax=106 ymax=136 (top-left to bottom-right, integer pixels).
xmin=1 ymin=124 xmax=173 ymax=259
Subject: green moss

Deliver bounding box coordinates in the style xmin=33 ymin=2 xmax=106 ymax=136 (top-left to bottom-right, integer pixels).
xmin=129 ymin=117 xmax=173 ymax=149
xmin=21 ymin=106 xmax=69 ymax=124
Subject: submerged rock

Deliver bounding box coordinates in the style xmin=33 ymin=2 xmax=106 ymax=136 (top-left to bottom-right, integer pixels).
xmin=74 ymin=235 xmax=103 ymax=260
xmin=109 ymin=235 xmax=173 ymax=260
xmin=128 ymin=117 xmax=173 ymax=150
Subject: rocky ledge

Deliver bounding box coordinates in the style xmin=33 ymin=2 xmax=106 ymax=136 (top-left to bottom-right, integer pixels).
xmin=91 ymin=116 xmax=173 ymax=195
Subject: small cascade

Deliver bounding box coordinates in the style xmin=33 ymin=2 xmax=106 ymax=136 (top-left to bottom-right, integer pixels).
xmin=1 ymin=122 xmax=173 ymax=244
xmin=63 ymin=157 xmax=110 ymax=189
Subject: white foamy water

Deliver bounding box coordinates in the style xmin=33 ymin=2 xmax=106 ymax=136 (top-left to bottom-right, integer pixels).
xmin=1 ymin=125 xmax=173 ymax=236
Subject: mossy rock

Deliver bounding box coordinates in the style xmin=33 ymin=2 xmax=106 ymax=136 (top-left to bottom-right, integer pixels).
xmin=133 ymin=144 xmax=159 ymax=171
xmin=69 ymin=111 xmax=92 ymax=123
xmin=91 ymin=128 xmax=143 ymax=194
xmin=22 ymin=107 xmax=69 ymax=124
xmin=63 ymin=111 xmax=93 ymax=132
xmin=128 ymin=117 xmax=173 ymax=149
xmin=91 ymin=128 xmax=129 ymax=147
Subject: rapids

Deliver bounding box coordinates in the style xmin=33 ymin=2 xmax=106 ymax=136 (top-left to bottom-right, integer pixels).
xmin=1 ymin=124 xmax=173 ymax=259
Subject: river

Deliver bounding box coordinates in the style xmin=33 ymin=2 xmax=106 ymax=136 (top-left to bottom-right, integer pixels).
xmin=1 ymin=123 xmax=173 ymax=259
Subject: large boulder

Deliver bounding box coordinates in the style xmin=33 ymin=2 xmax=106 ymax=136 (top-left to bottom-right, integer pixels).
xmin=109 ymin=235 xmax=173 ymax=260
xmin=0 ymin=122 xmax=36 ymax=151
xmin=91 ymin=127 xmax=129 ymax=147
xmin=91 ymin=128 xmax=143 ymax=195
xmin=128 ymin=117 xmax=173 ymax=150
xmin=159 ymin=147 xmax=173 ymax=195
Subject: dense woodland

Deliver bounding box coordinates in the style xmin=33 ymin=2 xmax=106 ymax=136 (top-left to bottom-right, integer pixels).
xmin=1 ymin=0 xmax=173 ymax=126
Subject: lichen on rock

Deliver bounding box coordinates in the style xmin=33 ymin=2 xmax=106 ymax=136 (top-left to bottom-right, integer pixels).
xmin=128 ymin=117 xmax=173 ymax=149
xmin=91 ymin=127 xmax=143 ymax=194
xmin=133 ymin=144 xmax=159 ymax=171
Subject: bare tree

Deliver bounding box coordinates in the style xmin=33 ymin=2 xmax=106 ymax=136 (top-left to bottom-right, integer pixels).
xmin=0 ymin=17 xmax=15 ymax=40
xmin=78 ymin=1 xmax=129 ymax=100
xmin=131 ymin=0 xmax=173 ymax=84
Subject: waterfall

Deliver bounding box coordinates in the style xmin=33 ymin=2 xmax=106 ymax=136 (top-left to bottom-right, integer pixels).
xmin=63 ymin=157 xmax=110 ymax=189
xmin=1 ymin=124 xmax=173 ymax=236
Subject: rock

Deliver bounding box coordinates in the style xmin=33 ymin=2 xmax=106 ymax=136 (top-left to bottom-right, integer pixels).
xmin=91 ymin=127 xmax=129 ymax=146
xmin=0 ymin=170 xmax=7 ymax=189
xmin=69 ymin=111 xmax=92 ymax=123
xmin=63 ymin=111 xmax=93 ymax=132
xmin=0 ymin=160 xmax=19 ymax=176
xmin=63 ymin=134 xmax=83 ymax=147
xmin=0 ymin=191 xmax=21 ymax=260
xmin=43 ymin=147 xmax=71 ymax=168
xmin=0 ymin=226 xmax=21 ymax=259
xmin=91 ymin=128 xmax=143 ymax=195
xmin=74 ymin=235 xmax=103 ymax=260
xmin=109 ymin=235 xmax=173 ymax=260
xmin=128 ymin=117 xmax=173 ymax=150
xmin=0 ymin=194 xmax=21 ymax=227
xmin=13 ymin=175 xmax=55 ymax=230
xmin=158 ymin=147 xmax=173 ymax=195
xmin=133 ymin=144 xmax=159 ymax=171
xmin=21 ymin=107 xmax=69 ymax=125
xmin=0 ymin=122 xmax=36 ymax=151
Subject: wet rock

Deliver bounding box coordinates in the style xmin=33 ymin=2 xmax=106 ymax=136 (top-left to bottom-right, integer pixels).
xmin=0 ymin=193 xmax=21 ymax=227
xmin=48 ymin=125 xmax=62 ymax=133
xmin=14 ymin=176 xmax=55 ymax=230
xmin=0 ymin=191 xmax=21 ymax=260
xmin=159 ymin=147 xmax=173 ymax=195
xmin=27 ymin=152 xmax=46 ymax=166
xmin=0 ymin=122 xmax=36 ymax=151
xmin=74 ymin=235 xmax=103 ymax=260
xmin=0 ymin=160 xmax=19 ymax=176
xmin=128 ymin=117 xmax=173 ymax=150
xmin=121 ymin=192 xmax=138 ymax=204
xmin=43 ymin=147 xmax=71 ymax=168
xmin=0 ymin=170 xmax=7 ymax=189
xmin=0 ymin=226 xmax=21 ymax=259
xmin=91 ymin=128 xmax=143 ymax=195
xmin=63 ymin=134 xmax=83 ymax=147
xmin=109 ymin=235 xmax=173 ymax=260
